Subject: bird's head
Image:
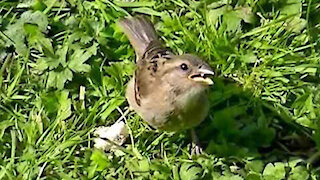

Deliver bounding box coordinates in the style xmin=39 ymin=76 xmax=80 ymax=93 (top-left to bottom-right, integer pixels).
xmin=161 ymin=54 xmax=214 ymax=89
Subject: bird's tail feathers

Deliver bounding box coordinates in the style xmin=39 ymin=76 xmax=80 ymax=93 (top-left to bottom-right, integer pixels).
xmin=118 ymin=16 xmax=162 ymax=59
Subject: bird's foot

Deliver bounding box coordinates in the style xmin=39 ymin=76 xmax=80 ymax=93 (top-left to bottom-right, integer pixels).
xmin=190 ymin=129 xmax=203 ymax=156
xmin=191 ymin=142 xmax=203 ymax=155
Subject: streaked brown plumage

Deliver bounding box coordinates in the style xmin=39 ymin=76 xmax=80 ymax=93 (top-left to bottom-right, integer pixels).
xmin=118 ymin=16 xmax=214 ymax=132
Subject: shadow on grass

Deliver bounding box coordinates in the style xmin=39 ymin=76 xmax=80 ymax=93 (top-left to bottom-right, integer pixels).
xmin=194 ymin=78 xmax=315 ymax=160
xmin=128 ymin=77 xmax=315 ymax=167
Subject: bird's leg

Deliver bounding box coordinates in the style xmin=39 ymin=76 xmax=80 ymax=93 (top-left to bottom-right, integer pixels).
xmin=191 ymin=129 xmax=203 ymax=155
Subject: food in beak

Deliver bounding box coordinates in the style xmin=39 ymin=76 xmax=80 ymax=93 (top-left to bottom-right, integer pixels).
xmin=188 ymin=69 xmax=214 ymax=85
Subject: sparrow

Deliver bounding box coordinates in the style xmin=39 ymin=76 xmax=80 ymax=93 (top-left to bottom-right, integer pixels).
xmin=118 ymin=16 xmax=214 ymax=133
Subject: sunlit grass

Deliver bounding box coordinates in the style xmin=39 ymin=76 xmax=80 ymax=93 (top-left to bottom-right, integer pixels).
xmin=0 ymin=0 xmax=320 ymax=179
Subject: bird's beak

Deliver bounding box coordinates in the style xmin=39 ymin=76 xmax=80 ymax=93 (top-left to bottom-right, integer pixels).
xmin=188 ymin=68 xmax=215 ymax=85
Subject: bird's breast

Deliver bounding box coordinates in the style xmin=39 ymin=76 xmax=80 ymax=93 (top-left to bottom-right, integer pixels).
xmin=144 ymin=87 xmax=209 ymax=131
xmin=126 ymin=77 xmax=209 ymax=132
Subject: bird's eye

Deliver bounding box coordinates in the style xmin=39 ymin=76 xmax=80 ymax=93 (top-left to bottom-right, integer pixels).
xmin=180 ymin=63 xmax=188 ymax=71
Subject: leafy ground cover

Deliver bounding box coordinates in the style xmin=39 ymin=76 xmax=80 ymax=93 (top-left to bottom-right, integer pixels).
xmin=1 ymin=0 xmax=320 ymax=179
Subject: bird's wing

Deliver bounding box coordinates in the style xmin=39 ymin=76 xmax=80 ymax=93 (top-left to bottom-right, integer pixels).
xmin=134 ymin=50 xmax=172 ymax=106
xmin=118 ymin=16 xmax=173 ymax=105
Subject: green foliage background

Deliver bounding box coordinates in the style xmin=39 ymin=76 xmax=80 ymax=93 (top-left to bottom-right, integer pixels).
xmin=1 ymin=0 xmax=320 ymax=179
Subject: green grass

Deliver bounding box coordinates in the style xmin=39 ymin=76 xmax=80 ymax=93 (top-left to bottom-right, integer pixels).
xmin=1 ymin=0 xmax=320 ymax=179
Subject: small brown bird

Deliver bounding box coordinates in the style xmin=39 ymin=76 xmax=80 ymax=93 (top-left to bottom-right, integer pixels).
xmin=118 ymin=16 xmax=214 ymax=148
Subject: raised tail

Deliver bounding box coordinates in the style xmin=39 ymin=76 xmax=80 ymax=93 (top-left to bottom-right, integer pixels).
xmin=117 ymin=16 xmax=162 ymax=59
